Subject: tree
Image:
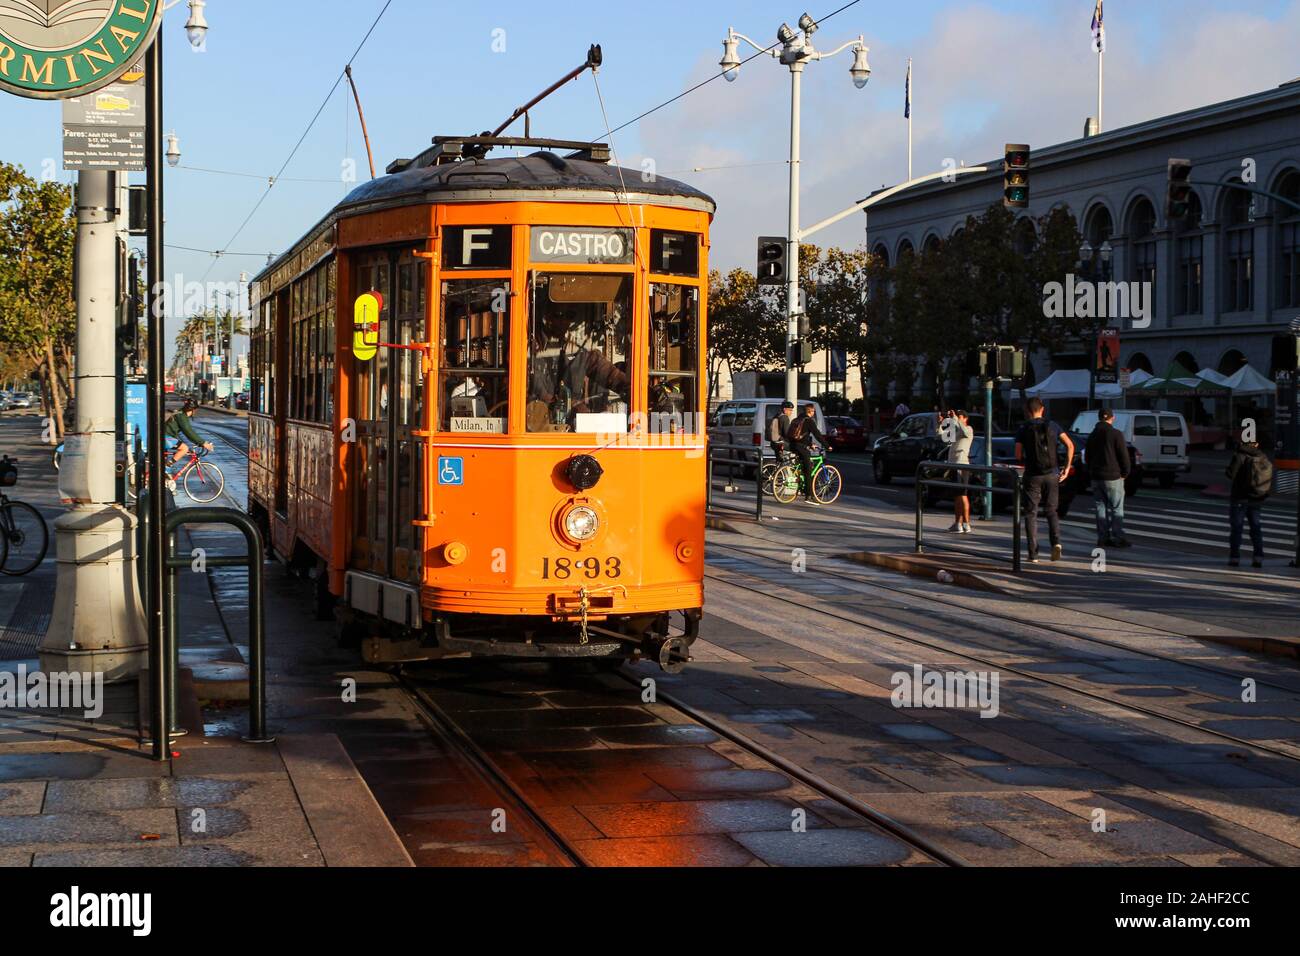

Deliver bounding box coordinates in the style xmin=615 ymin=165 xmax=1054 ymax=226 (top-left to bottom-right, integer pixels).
xmin=706 ymin=267 xmax=782 ymax=398
xmin=170 ymin=309 xmax=247 ymax=383
xmin=0 ymin=162 xmax=75 ymax=437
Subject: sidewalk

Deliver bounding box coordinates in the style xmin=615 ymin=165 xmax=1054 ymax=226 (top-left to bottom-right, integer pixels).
xmin=0 ymin=414 xmax=411 ymax=867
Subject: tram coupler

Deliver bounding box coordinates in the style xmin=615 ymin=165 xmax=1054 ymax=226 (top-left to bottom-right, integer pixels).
xmin=645 ymin=635 xmax=692 ymax=674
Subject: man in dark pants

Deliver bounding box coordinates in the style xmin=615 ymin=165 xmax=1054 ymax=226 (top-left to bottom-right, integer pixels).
xmin=1015 ymin=397 xmax=1074 ymax=563
xmin=786 ymin=404 xmax=828 ymax=504
xmin=1225 ymin=431 xmax=1272 ymax=568
xmin=1084 ymin=408 xmax=1131 ymax=547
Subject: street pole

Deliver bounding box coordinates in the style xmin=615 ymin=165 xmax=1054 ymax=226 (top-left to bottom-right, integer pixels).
xmin=145 ymin=35 xmax=169 ymax=760
xmin=39 ymin=171 xmax=149 ymax=681
xmin=983 ymin=376 xmax=994 ymax=520
xmin=786 ymin=62 xmax=803 ymax=406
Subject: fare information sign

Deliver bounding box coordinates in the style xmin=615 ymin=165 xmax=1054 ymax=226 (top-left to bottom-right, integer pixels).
xmin=0 ymin=1 xmax=163 ymax=100
xmin=62 ymin=65 xmax=145 ymax=170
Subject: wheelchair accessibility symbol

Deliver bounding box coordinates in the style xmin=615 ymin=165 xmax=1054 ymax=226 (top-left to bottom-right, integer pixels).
xmin=438 ymin=457 xmax=464 ymax=486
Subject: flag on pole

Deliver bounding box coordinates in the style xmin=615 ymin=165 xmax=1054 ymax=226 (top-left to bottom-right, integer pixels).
xmin=904 ymin=59 xmax=912 ymax=118
xmin=1091 ymin=0 xmax=1106 ymax=53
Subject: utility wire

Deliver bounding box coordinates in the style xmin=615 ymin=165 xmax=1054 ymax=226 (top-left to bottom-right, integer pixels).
xmin=596 ymin=0 xmax=863 ymax=140
xmin=200 ymin=0 xmax=396 ymax=281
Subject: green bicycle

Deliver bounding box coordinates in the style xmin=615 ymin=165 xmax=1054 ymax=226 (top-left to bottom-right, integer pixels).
xmin=772 ymin=451 xmax=842 ymax=505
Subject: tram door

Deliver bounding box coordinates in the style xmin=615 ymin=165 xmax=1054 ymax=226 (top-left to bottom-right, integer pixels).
xmin=350 ymin=247 xmax=425 ymax=583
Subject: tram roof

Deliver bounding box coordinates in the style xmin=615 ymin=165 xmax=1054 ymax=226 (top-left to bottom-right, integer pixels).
xmin=253 ymin=150 xmax=715 ymax=289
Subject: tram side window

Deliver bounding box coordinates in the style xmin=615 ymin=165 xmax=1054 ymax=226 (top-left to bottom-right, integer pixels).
xmin=528 ymin=273 xmax=631 ymax=433
xmin=648 ymin=284 xmax=700 ymax=433
xmin=288 ymin=262 xmax=333 ymax=424
xmin=439 ymin=280 xmax=510 ymax=433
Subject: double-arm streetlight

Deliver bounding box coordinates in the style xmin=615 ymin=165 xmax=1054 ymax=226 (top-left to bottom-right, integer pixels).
xmin=720 ymin=13 xmax=870 ymax=404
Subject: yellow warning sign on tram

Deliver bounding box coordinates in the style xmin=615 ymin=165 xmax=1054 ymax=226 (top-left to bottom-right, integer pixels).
xmin=353 ymin=292 xmax=382 ymax=361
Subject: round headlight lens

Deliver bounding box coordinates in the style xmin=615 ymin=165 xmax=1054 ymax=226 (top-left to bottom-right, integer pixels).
xmin=563 ymin=505 xmax=600 ymax=542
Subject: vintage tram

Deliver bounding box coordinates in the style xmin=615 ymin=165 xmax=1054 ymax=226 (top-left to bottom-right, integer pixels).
xmin=247 ymin=134 xmax=714 ymax=670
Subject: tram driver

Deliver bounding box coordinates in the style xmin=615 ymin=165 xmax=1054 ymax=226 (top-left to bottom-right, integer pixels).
xmin=528 ymin=306 xmax=629 ymax=430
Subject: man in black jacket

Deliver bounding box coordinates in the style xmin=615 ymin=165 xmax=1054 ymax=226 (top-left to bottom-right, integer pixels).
xmin=787 ymin=405 xmax=828 ymax=504
xmin=1225 ymin=432 xmax=1272 ymax=568
xmin=1085 ymin=408 xmax=1131 ymax=548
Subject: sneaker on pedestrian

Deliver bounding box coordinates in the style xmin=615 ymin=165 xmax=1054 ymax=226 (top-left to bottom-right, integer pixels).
xmin=1029 ymin=553 xmax=1040 ymax=564
xmin=946 ymin=522 xmax=961 ymax=533
xmin=1051 ymin=543 xmax=1063 ymax=562
xmin=166 ymin=477 xmax=177 ymax=493
xmin=962 ymin=522 xmax=972 ymax=533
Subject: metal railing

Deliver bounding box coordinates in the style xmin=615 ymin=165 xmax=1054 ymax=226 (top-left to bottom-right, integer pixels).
xmin=915 ymin=460 xmax=1024 ymax=572
xmin=706 ymin=438 xmax=765 ymax=520
xmin=157 ymin=507 xmax=273 ymax=751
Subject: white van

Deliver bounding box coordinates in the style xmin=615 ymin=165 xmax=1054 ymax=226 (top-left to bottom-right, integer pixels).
xmin=1070 ymin=409 xmax=1189 ymax=487
xmin=708 ymin=399 xmax=827 ymax=476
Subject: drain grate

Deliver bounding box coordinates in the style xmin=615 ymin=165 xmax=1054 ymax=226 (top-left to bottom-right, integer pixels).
xmin=0 ymin=582 xmax=51 ymax=661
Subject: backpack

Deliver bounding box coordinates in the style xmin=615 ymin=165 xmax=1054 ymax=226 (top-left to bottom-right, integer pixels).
xmin=1024 ymin=420 xmax=1056 ymax=474
xmin=788 ymin=417 xmax=809 ymax=443
xmin=768 ymin=415 xmax=785 ymax=443
xmin=1247 ymin=453 xmax=1273 ymax=499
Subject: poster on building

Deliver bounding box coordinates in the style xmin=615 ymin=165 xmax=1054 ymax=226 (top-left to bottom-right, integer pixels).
xmin=1095 ymin=329 xmax=1120 ymax=385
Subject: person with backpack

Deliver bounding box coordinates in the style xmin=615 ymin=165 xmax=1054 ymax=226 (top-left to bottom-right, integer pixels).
xmin=1084 ymin=408 xmax=1132 ymax=548
xmin=1015 ymin=397 xmax=1075 ymax=563
xmin=786 ymin=404 xmax=828 ymax=504
xmin=1225 ymin=430 xmax=1272 ymax=568
xmin=769 ymin=401 xmax=795 ymax=464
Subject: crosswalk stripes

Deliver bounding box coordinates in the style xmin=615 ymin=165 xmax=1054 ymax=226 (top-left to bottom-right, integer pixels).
xmin=1061 ymin=498 xmax=1296 ymax=557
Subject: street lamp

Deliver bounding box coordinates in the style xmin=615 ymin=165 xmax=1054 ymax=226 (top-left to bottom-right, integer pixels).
xmin=719 ymin=13 xmax=869 ymax=404
xmin=184 ymin=0 xmax=208 ymax=48
xmin=165 ymin=131 xmax=181 ymax=167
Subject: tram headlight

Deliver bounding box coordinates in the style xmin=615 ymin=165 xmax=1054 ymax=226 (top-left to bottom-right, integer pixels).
xmin=562 ymin=505 xmax=600 ymax=543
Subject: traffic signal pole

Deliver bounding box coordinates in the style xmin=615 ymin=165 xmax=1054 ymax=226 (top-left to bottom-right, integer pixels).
xmin=785 ymin=62 xmax=803 ymax=406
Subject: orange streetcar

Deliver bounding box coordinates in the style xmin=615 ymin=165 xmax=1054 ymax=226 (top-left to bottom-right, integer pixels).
xmin=247 ymin=134 xmax=715 ymax=671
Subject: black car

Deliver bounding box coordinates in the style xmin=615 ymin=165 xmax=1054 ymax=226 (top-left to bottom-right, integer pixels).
xmin=872 ymin=412 xmax=1001 ymax=484
xmin=923 ymin=435 xmax=1081 ymax=517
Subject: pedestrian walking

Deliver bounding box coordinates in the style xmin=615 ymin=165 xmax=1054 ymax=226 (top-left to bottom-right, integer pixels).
xmin=1225 ymin=430 xmax=1272 ymax=568
xmin=1085 ymin=408 xmax=1131 ymax=548
xmin=1015 ymin=397 xmax=1074 ymax=564
xmin=940 ymin=409 xmax=974 ymax=533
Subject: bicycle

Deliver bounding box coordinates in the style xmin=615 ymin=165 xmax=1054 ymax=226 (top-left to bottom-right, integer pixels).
xmin=761 ymin=450 xmax=797 ymax=497
xmin=128 ymin=446 xmax=225 ymax=504
xmin=0 ymin=456 xmax=50 ymax=577
xmin=771 ymin=449 xmax=843 ymax=505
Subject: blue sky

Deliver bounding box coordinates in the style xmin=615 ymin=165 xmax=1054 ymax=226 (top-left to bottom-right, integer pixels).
xmin=2 ymin=0 xmax=1298 ymax=359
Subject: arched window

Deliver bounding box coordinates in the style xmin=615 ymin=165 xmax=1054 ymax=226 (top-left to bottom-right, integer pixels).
xmin=1218 ymin=349 xmax=1247 ymax=376
xmin=1173 ymin=350 xmax=1200 ymax=374
xmin=1174 ymin=193 xmax=1204 ymax=315
xmin=1083 ymin=205 xmax=1114 ymax=278
xmin=1223 ymin=184 xmax=1254 ymax=312
xmin=1277 ymin=171 xmax=1300 ymax=308
xmin=1127 ymin=352 xmax=1154 ymax=374
xmin=1128 ymin=199 xmax=1157 ymax=307
xmin=872 ymin=243 xmax=890 ymax=268
xmin=897 ymin=239 xmax=915 ymax=260
xmin=923 ymin=234 xmax=942 ymax=255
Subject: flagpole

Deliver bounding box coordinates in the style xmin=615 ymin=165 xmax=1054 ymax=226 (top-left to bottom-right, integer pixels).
xmin=907 ymin=58 xmax=913 ymax=181
xmin=1097 ymin=45 xmax=1104 ymax=132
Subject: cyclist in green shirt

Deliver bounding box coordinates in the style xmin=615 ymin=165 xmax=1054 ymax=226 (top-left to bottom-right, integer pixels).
xmin=164 ymin=399 xmax=214 ymax=472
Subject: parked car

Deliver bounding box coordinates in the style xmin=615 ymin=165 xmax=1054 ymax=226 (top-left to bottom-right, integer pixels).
xmin=1070 ymin=409 xmax=1187 ymax=488
xmin=708 ymin=398 xmax=827 ymax=477
xmin=871 ymin=412 xmax=1002 ymax=484
xmin=7 ymin=392 xmax=33 ymax=409
xmin=1066 ymin=431 xmax=1143 ymax=498
xmin=923 ymin=434 xmax=1080 ymax=516
xmin=825 ymin=416 xmax=867 ymax=452
xmin=0 ymin=393 xmax=10 ymax=412
xmin=235 ymin=391 xmax=250 ymax=410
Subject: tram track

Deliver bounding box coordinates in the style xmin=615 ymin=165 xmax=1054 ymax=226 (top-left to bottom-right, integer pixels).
xmin=701 ymin=556 xmax=1300 ymax=768
xmin=707 ymin=538 xmax=1300 ymax=698
xmin=391 ymin=662 xmax=962 ymax=867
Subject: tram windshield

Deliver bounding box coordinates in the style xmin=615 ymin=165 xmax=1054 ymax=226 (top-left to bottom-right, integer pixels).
xmin=527 ymin=273 xmax=631 ymax=433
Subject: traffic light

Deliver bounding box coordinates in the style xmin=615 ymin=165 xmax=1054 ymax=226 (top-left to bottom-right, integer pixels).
xmin=1003 ymin=144 xmax=1030 ymax=208
xmin=1166 ymin=159 xmax=1193 ymax=221
xmin=788 ymin=339 xmax=813 ymax=366
xmin=978 ymin=345 xmax=1026 ymax=380
xmin=757 ymin=236 xmax=787 ymax=286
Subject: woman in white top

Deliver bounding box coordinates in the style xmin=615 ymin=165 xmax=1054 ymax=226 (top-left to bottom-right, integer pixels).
xmin=941 ymin=409 xmax=975 ymax=533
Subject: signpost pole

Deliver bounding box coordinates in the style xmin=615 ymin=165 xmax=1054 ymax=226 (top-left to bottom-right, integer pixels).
xmin=145 ymin=35 xmax=170 ymax=760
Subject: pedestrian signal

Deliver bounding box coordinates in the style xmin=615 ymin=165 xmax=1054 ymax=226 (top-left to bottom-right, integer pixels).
xmin=757 ymin=237 xmax=787 ymax=286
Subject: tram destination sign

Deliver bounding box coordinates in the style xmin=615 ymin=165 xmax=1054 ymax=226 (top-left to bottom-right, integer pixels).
xmin=0 ymin=0 xmax=163 ymax=100
xmin=531 ymin=227 xmax=633 ymax=265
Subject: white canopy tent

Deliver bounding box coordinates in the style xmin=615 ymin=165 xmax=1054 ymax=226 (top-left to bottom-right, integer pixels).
xmin=1023 ymin=368 xmax=1152 ymax=400
xmin=1197 ymin=364 xmax=1276 ymax=396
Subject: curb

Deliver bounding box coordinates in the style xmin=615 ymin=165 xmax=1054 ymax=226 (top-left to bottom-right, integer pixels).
xmin=197 ymin=404 xmax=246 ymax=418
xmin=1193 ymin=633 xmax=1300 ymax=663
xmin=706 ymin=515 xmax=745 ymax=533
xmin=841 ymin=550 xmax=1010 ymax=595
